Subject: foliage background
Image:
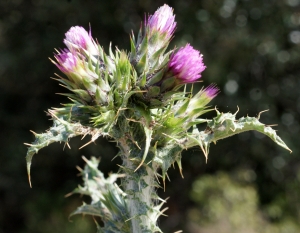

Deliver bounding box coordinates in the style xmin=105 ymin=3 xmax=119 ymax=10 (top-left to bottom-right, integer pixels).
xmin=0 ymin=0 xmax=299 ymax=232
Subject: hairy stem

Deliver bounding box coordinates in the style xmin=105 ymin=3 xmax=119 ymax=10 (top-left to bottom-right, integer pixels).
xmin=119 ymin=138 xmax=159 ymax=233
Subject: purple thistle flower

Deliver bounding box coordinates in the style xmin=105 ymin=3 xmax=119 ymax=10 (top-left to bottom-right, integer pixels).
xmin=147 ymin=4 xmax=176 ymax=38
xmin=168 ymin=44 xmax=206 ymax=83
xmin=64 ymin=26 xmax=98 ymax=54
xmin=54 ymin=49 xmax=78 ymax=73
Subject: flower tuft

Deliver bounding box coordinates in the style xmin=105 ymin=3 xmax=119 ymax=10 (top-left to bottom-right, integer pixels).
xmin=53 ymin=49 xmax=98 ymax=90
xmin=64 ymin=26 xmax=98 ymax=54
xmin=181 ymin=84 xmax=219 ymax=121
xmin=54 ymin=49 xmax=78 ymax=74
xmin=147 ymin=4 xmax=176 ymax=38
xmin=168 ymin=44 xmax=206 ymax=83
xmin=203 ymin=84 xmax=219 ymax=100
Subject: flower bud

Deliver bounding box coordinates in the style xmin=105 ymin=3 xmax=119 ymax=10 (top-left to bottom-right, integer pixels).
xmin=168 ymin=44 xmax=206 ymax=84
xmin=53 ymin=49 xmax=102 ymax=103
xmin=55 ymin=49 xmax=98 ymax=78
xmin=145 ymin=44 xmax=206 ymax=93
xmin=185 ymin=85 xmax=219 ymax=118
xmin=147 ymin=4 xmax=176 ymax=40
xmin=54 ymin=49 xmax=79 ymax=72
xmin=146 ymin=4 xmax=176 ymax=59
xmin=131 ymin=4 xmax=176 ymax=76
xmin=64 ymin=26 xmax=98 ymax=55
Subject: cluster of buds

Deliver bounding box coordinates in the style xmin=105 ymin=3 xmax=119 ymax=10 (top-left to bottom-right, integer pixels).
xmin=51 ymin=4 xmax=218 ymax=131
xmin=44 ymin=7 xmax=220 ymax=231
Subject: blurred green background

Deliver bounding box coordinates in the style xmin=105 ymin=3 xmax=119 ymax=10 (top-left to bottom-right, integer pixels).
xmin=0 ymin=0 xmax=299 ymax=232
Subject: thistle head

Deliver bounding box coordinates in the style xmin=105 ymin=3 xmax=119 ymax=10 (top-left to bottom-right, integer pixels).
xmin=168 ymin=44 xmax=206 ymax=84
xmin=147 ymin=4 xmax=176 ymax=39
xmin=145 ymin=44 xmax=206 ymax=93
xmin=64 ymin=26 xmax=98 ymax=55
xmin=131 ymin=5 xmax=177 ymax=76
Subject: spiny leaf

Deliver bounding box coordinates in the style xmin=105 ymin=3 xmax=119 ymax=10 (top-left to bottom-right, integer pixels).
xmin=25 ymin=114 xmax=102 ymax=187
xmin=70 ymin=202 xmax=105 ymax=218
xmin=184 ymin=109 xmax=292 ymax=161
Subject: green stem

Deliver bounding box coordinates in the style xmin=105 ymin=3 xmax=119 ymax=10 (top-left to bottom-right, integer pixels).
xmin=119 ymin=138 xmax=160 ymax=233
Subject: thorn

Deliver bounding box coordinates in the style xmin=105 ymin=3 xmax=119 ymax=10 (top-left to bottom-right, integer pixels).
xmin=28 ymin=175 xmax=32 ymax=188
xmin=265 ymin=124 xmax=278 ymax=127
xmin=66 ymin=142 xmax=71 ymax=149
xmin=111 ymin=154 xmax=119 ymax=161
xmin=26 ymin=161 xmax=32 ymax=188
xmin=199 ymin=143 xmax=208 ymax=163
xmin=156 ymin=172 xmax=162 ymax=178
xmin=63 ymin=142 xmax=71 ymax=150
xmin=166 ymin=173 xmax=170 ymax=182
xmin=81 ymin=133 xmax=89 ymax=140
xmin=24 ymin=143 xmax=34 ymax=146
xmin=116 ymin=164 xmax=126 ymax=169
xmin=76 ymin=165 xmax=83 ymax=172
xmin=81 ymin=156 xmax=88 ymax=163
xmin=79 ymin=140 xmax=94 ymax=149
xmin=125 ymin=215 xmax=138 ymax=222
xmin=257 ymin=109 xmax=269 ymax=120
xmin=154 ymin=172 xmax=161 ymax=184
xmin=29 ymin=130 xmax=38 ymax=136
xmin=54 ymin=73 xmax=64 ymax=79
xmin=159 ymin=207 xmax=169 ymax=216
xmin=234 ymin=106 xmax=239 ymax=116
xmin=50 ymin=76 xmax=60 ymax=81
xmin=134 ymin=161 xmax=144 ymax=172
xmin=64 ymin=192 xmax=73 ymax=198
xmin=146 ymin=160 xmax=152 ymax=165
xmin=28 ymin=173 xmax=32 ymax=188
xmin=179 ymin=167 xmax=184 ymax=179
xmin=132 ymin=140 xmax=141 ymax=150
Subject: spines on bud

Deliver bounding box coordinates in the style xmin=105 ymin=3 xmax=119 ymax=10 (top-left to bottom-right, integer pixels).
xmin=131 ymin=4 xmax=176 ymax=77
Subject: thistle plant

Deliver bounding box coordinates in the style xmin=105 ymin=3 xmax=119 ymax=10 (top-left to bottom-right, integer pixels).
xmin=25 ymin=4 xmax=291 ymax=233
